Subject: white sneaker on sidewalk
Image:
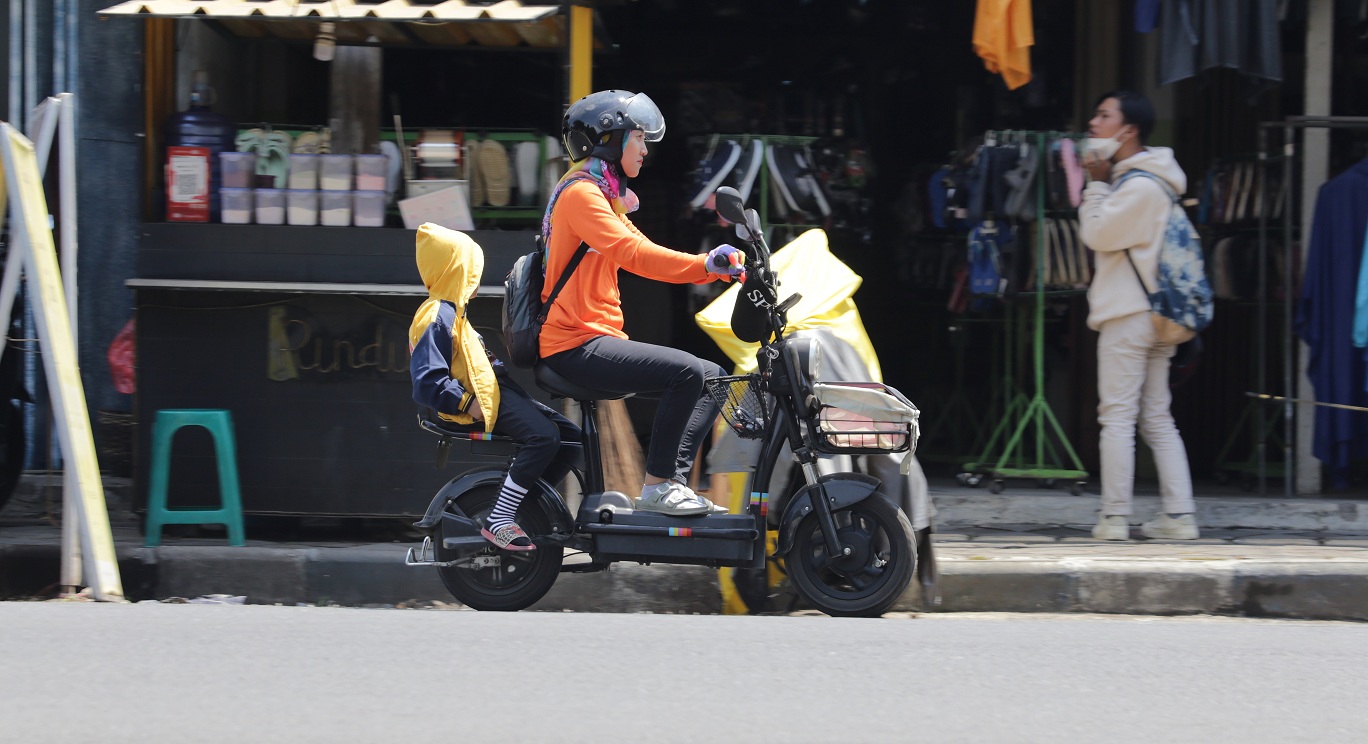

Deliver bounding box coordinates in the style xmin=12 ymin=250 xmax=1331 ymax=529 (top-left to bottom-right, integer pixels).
xmin=1091 ymin=515 xmax=1130 ymax=541
xmin=1141 ymin=513 xmax=1199 ymax=540
xmin=635 ymin=481 xmax=719 ymax=517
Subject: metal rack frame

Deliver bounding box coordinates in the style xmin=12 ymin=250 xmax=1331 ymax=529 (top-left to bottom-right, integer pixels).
xmin=961 ymin=130 xmax=1088 ymax=494
xmin=1255 ymin=116 xmax=1368 ymax=497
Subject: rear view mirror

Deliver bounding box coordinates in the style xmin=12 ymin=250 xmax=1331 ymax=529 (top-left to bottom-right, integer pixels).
xmin=714 ymin=186 xmax=746 ymax=225
xmin=744 ymin=208 xmax=761 ymax=235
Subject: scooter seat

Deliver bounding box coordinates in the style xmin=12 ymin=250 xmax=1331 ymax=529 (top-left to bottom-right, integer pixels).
xmin=416 ymin=409 xmax=514 ymax=442
xmin=535 ymin=364 xmax=633 ymax=402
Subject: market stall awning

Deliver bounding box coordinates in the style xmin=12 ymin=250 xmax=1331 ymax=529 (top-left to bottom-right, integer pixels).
xmin=96 ymin=0 xmax=585 ymax=49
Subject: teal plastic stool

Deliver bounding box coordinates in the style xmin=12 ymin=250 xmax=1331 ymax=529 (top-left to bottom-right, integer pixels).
xmin=144 ymin=409 xmax=246 ymax=547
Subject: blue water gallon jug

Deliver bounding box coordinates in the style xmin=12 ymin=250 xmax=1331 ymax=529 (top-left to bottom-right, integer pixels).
xmin=164 ymin=71 xmax=236 ymax=222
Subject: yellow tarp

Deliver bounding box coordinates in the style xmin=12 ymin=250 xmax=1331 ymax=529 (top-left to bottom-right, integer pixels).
xmin=694 ymin=228 xmax=881 ymax=382
xmin=696 ymin=229 xmax=881 ymax=614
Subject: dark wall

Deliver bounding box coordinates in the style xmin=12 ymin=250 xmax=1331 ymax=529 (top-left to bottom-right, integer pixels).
xmin=77 ymin=0 xmax=143 ymax=420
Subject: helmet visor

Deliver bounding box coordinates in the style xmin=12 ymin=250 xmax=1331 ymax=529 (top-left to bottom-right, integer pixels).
xmin=624 ymin=93 xmax=666 ymax=142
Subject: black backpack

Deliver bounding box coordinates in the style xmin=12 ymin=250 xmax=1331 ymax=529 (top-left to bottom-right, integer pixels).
xmin=501 ymin=236 xmax=589 ymax=369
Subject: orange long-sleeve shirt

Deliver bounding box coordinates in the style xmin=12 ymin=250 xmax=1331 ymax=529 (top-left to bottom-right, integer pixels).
xmin=539 ymin=180 xmax=713 ymax=358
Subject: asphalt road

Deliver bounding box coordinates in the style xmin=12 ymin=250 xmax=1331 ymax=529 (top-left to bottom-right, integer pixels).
xmin=3 ymin=602 xmax=1367 ymax=743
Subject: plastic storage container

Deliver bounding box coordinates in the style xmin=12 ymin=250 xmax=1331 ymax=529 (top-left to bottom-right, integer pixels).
xmin=288 ymin=189 xmax=319 ymax=226
xmin=319 ymin=154 xmax=353 ymax=191
xmin=353 ymin=190 xmax=386 ymax=227
xmin=219 ymin=152 xmax=257 ymax=189
xmin=288 ymin=154 xmax=319 ymax=190
xmin=320 ymin=191 xmax=352 ymax=226
xmin=254 ymin=188 xmax=285 ymax=225
xmin=354 ymin=155 xmax=388 ymax=192
xmin=220 ymin=188 xmax=253 ymax=224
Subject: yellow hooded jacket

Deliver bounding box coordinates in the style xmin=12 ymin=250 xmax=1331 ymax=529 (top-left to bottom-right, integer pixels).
xmin=408 ymin=224 xmax=501 ymax=430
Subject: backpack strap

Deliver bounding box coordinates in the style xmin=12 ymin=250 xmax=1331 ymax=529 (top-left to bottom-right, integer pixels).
xmin=1116 ymin=168 xmax=1179 ymax=295
xmin=536 ymin=237 xmax=590 ymax=324
xmin=1114 ymin=168 xmax=1179 ymax=203
xmin=1124 ymin=247 xmax=1155 ymax=294
xmin=535 ymin=170 xmax=606 ymax=325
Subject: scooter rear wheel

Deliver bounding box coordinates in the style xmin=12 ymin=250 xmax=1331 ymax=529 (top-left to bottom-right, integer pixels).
xmin=787 ymin=492 xmax=915 ymax=618
xmin=435 ymin=484 xmax=562 ymax=611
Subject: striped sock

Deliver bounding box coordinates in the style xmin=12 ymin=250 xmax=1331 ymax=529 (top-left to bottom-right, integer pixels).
xmin=486 ymin=476 xmax=529 ymax=532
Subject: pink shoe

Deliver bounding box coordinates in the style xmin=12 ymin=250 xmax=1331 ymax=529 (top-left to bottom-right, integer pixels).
xmin=1060 ymin=138 xmax=1083 ymax=208
xmin=481 ymin=523 xmax=536 ymax=552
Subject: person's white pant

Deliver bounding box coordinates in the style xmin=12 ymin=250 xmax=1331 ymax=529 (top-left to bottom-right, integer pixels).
xmin=1096 ymin=311 xmax=1194 ymax=516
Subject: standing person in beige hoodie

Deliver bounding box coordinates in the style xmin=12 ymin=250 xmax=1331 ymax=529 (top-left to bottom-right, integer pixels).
xmin=1078 ymin=90 xmax=1199 ymax=541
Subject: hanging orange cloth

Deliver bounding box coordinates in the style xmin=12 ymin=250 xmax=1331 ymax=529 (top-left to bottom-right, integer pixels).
xmin=972 ymin=0 xmax=1034 ymax=90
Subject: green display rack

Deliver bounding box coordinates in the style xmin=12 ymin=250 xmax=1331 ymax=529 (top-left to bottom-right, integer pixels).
xmin=959 ymin=130 xmax=1089 ymax=494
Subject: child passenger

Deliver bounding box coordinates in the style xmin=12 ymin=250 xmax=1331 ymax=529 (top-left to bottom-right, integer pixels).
xmin=408 ymin=224 xmax=581 ymax=551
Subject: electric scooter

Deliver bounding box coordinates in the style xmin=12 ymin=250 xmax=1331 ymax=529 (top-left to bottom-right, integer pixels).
xmin=404 ymin=186 xmax=922 ymax=617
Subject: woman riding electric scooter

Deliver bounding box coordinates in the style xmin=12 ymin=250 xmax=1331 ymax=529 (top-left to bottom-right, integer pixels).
xmin=538 ymin=89 xmax=745 ymax=517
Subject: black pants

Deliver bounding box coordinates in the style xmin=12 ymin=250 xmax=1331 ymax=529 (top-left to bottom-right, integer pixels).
xmin=544 ymin=336 xmax=724 ymax=483
xmin=491 ymin=370 xmax=582 ymax=490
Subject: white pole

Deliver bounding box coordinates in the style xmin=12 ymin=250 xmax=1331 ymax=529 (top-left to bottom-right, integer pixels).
xmin=58 ymin=94 xmax=81 ymax=592
xmin=58 ymin=94 xmax=76 ymax=347
xmin=18 ymin=96 xmax=83 ymax=590
xmin=8 ymin=0 xmax=22 ymax=128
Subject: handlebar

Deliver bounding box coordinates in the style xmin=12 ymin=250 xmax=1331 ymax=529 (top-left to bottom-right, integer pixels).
xmin=713 ymin=187 xmax=793 ymax=340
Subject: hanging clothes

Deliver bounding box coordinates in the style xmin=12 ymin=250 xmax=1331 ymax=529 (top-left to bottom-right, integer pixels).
xmin=972 ymin=0 xmax=1034 ymax=91
xmin=1157 ymin=0 xmax=1282 ymax=94
xmin=1136 ymin=0 xmax=1161 ymax=33
xmin=1295 ymin=158 xmax=1368 ymax=490
xmin=1354 ymin=229 xmax=1368 ymax=348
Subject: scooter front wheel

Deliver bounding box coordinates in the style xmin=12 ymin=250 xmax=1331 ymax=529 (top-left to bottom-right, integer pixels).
xmin=787 ymin=492 xmax=916 ymax=618
xmin=435 ymin=484 xmax=562 ymax=611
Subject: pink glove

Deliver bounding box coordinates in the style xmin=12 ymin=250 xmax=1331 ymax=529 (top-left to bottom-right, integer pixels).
xmin=706 ymin=244 xmax=747 ymax=282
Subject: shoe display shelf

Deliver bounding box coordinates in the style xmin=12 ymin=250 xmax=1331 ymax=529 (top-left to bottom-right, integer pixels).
xmin=958 ymin=130 xmax=1089 ymax=495
xmin=387 ymin=129 xmax=553 ymax=226
xmin=686 ymin=133 xmax=827 ymax=235
xmin=1197 ymin=152 xmax=1296 ymax=495
xmin=462 ymin=131 xmax=553 ymax=224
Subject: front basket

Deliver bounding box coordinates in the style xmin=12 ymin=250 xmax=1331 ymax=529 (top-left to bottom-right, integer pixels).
xmin=808 ymin=381 xmax=919 ymax=455
xmin=703 ymin=375 xmax=769 ymax=440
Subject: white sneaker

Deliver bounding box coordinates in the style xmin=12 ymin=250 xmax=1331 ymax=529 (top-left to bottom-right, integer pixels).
xmin=1141 ymin=513 xmax=1199 ymax=540
xmin=1091 ymin=515 xmax=1130 ymax=541
xmin=635 ymin=482 xmax=716 ymax=517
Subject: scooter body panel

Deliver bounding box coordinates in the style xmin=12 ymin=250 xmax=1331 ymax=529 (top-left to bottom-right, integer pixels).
xmin=585 ymin=510 xmax=760 ymax=567
xmin=413 ymin=467 xmax=575 ymax=537
xmin=774 ymin=472 xmax=881 ymax=557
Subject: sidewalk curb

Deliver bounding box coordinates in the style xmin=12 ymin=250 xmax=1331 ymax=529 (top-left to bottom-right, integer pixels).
xmin=932 ymin=492 xmax=1368 ymax=533
xmin=5 ymin=541 xmax=1367 ymax=621
xmin=910 ymin=559 xmax=1368 ymax=621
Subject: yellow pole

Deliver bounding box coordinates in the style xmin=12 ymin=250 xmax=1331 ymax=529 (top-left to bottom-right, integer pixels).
xmin=568 ymin=4 xmax=593 ymax=103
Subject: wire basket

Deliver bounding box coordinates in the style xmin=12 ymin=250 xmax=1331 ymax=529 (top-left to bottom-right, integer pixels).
xmin=807 ymin=381 xmax=919 ymax=455
xmin=812 ymin=407 xmax=915 ymax=455
xmin=703 ymin=375 xmax=769 ymax=439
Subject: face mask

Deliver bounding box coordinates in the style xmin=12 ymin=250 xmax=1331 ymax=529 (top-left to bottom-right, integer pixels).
xmin=1083 ymin=131 xmax=1126 ymax=162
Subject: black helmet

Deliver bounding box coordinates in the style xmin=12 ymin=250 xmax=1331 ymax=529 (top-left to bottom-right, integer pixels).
xmin=562 ymin=90 xmax=666 ymax=163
